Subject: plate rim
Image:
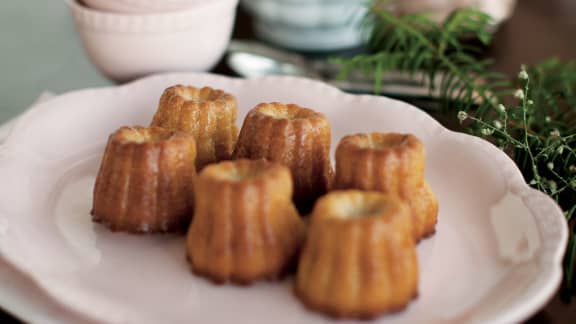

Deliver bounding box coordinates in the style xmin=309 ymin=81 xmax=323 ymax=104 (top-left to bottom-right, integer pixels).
xmin=0 ymin=72 xmax=568 ymax=324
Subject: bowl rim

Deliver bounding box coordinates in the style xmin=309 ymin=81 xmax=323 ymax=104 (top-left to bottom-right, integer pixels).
xmin=67 ymin=0 xmax=239 ymax=32
xmin=83 ymin=0 xmax=209 ymax=10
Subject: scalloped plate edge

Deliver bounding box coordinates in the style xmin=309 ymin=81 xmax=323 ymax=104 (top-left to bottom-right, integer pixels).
xmin=0 ymin=72 xmax=568 ymax=324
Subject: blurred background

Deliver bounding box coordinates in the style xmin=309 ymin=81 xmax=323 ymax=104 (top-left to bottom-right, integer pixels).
xmin=1 ymin=0 xmax=575 ymax=126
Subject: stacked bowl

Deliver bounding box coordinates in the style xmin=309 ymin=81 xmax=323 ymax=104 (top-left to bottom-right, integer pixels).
xmin=83 ymin=0 xmax=206 ymax=13
xmin=240 ymin=0 xmax=517 ymax=52
xmin=67 ymin=0 xmax=239 ymax=82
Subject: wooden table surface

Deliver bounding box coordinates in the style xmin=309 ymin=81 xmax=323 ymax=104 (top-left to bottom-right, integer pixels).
xmin=1 ymin=0 xmax=575 ymax=322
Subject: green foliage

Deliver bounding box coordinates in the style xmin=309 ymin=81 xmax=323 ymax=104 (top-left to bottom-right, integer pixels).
xmin=335 ymin=0 xmax=576 ymax=294
xmin=335 ymin=1 xmax=512 ymax=117
xmin=466 ymin=63 xmax=576 ymax=293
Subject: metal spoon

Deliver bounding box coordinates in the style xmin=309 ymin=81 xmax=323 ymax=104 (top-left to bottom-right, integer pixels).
xmin=226 ymin=40 xmax=442 ymax=98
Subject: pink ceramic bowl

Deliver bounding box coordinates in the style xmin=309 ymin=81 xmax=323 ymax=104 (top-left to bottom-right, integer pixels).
xmin=82 ymin=0 xmax=204 ymax=14
xmin=68 ymin=0 xmax=238 ymax=82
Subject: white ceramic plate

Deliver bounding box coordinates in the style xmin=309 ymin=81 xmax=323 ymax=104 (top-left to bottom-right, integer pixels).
xmin=0 ymin=73 xmax=568 ymax=324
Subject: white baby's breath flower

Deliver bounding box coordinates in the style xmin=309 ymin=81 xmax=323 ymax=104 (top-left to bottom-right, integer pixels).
xmin=481 ymin=128 xmax=494 ymax=136
xmin=457 ymin=111 xmax=468 ymax=122
xmin=518 ymin=69 xmax=529 ymax=81
xmin=569 ymin=165 xmax=576 ymax=173
xmin=527 ymin=99 xmax=534 ymax=105
xmin=493 ymin=120 xmax=503 ymax=129
xmin=548 ymin=180 xmax=557 ymax=191
xmin=557 ymin=145 xmax=564 ymax=155
xmin=547 ymin=162 xmax=554 ymax=170
xmin=550 ymin=129 xmax=561 ymax=138
xmin=545 ymin=116 xmax=552 ymax=123
xmin=496 ymin=104 xmax=506 ymax=113
xmin=514 ymin=89 xmax=525 ymax=100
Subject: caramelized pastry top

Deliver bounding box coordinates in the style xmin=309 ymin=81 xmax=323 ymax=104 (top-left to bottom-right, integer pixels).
xmin=338 ymin=132 xmax=423 ymax=153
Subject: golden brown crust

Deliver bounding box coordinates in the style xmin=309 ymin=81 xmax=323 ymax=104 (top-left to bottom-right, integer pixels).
xmin=295 ymin=190 xmax=418 ymax=319
xmin=294 ymin=285 xmax=418 ymax=320
xmin=334 ymin=133 xmax=425 ymax=193
xmin=334 ymin=133 xmax=438 ymax=240
xmin=186 ymin=159 xmax=306 ymax=284
xmin=233 ymin=102 xmax=333 ymax=210
xmin=151 ymin=85 xmax=238 ymax=170
xmin=92 ymin=126 xmax=197 ymax=233
xmin=410 ymin=181 xmax=439 ymax=238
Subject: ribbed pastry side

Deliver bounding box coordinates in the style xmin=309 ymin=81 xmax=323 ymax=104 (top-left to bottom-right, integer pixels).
xmin=295 ymin=190 xmax=418 ymax=319
xmin=92 ymin=126 xmax=197 ymax=233
xmin=233 ymin=102 xmax=333 ymax=210
xmin=187 ymin=159 xmax=305 ymax=284
xmin=151 ymin=85 xmax=238 ymax=170
xmin=334 ymin=133 xmax=438 ymax=240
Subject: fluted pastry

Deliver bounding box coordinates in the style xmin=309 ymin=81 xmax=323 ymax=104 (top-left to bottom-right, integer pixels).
xmin=151 ymin=85 xmax=238 ymax=170
xmin=334 ymin=133 xmax=438 ymax=239
xmin=233 ymin=102 xmax=333 ymax=210
xmin=296 ymin=190 xmax=418 ymax=319
xmin=92 ymin=126 xmax=197 ymax=233
xmin=187 ymin=159 xmax=305 ymax=284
